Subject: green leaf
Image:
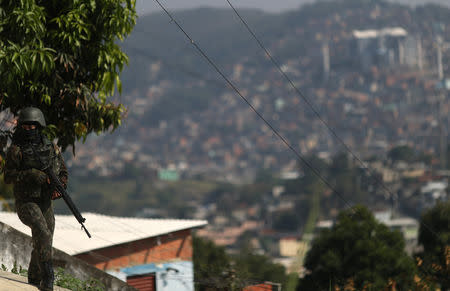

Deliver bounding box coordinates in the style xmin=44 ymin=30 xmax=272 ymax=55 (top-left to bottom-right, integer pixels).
xmin=43 ymin=94 xmax=51 ymax=105
xmin=1 ymin=0 xmax=136 ymax=152
xmin=115 ymin=74 xmax=122 ymax=94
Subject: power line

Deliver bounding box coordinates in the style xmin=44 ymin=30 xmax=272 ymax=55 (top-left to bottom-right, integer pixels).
xmin=223 ymin=0 xmax=443 ymax=241
xmin=224 ymin=0 xmax=392 ymax=198
xmin=152 ymin=0 xmax=356 ymax=213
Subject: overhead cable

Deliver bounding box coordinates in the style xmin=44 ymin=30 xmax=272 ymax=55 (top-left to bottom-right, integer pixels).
xmin=223 ymin=0 xmax=442 ymax=240
xmin=152 ymin=0 xmax=356 ymax=212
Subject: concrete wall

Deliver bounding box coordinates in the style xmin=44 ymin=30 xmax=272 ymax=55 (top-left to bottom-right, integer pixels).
xmin=0 ymin=220 xmax=136 ymax=291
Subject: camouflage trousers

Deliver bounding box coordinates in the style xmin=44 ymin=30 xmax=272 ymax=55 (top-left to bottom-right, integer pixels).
xmin=16 ymin=201 xmax=55 ymax=280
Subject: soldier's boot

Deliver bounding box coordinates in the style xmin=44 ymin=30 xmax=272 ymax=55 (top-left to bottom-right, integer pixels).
xmin=28 ymin=273 xmax=40 ymax=287
xmin=28 ymin=249 xmax=41 ymax=286
xmin=39 ymin=261 xmax=54 ymax=291
xmin=28 ymin=275 xmax=40 ymax=287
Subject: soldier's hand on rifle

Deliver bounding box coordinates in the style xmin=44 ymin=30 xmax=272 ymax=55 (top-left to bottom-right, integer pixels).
xmin=51 ymin=191 xmax=62 ymax=200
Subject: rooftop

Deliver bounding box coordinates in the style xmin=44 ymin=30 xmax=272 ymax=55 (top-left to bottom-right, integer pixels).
xmin=353 ymin=27 xmax=408 ymax=39
xmin=0 ymin=212 xmax=207 ymax=255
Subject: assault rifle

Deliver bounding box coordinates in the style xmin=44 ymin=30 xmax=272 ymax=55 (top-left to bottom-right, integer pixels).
xmin=45 ymin=167 xmax=92 ymax=238
xmin=30 ymin=144 xmax=91 ymax=238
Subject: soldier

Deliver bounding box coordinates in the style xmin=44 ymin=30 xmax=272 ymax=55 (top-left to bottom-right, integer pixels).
xmin=3 ymin=107 xmax=67 ymax=291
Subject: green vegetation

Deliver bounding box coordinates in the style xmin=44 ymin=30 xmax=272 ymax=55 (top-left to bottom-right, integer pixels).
xmin=298 ymin=205 xmax=416 ymax=290
xmin=1 ymin=261 xmax=27 ymax=277
xmin=193 ymin=235 xmax=231 ymax=290
xmin=1 ymin=262 xmax=104 ymax=290
xmin=56 ymin=176 xmax=219 ymax=217
xmin=303 ymin=190 xmax=321 ymax=235
xmin=416 ymin=201 xmax=450 ymax=290
xmin=388 ymin=145 xmax=417 ymax=163
xmin=55 ymin=268 xmax=105 ymax=291
xmin=234 ymin=246 xmax=287 ymax=289
xmin=193 ymin=236 xmax=287 ymax=291
xmin=0 ymin=0 xmax=137 ymax=150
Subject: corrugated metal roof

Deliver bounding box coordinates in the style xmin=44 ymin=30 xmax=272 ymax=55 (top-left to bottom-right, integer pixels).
xmin=0 ymin=212 xmax=207 ymax=255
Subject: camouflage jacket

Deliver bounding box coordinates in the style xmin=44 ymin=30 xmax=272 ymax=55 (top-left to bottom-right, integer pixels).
xmin=3 ymin=136 xmax=68 ymax=203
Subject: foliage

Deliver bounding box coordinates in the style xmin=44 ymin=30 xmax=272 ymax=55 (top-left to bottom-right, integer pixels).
xmin=272 ymin=211 xmax=300 ymax=232
xmin=193 ymin=236 xmax=232 ymax=291
xmin=0 ymin=0 xmax=137 ymax=151
xmin=254 ymin=168 xmax=276 ymax=184
xmin=284 ymin=155 xmax=327 ymax=195
xmin=285 ymin=272 xmax=299 ymax=291
xmin=417 ymin=201 xmax=450 ymax=290
xmin=1 ymin=261 xmax=28 ymax=277
xmin=10 ymin=261 xmax=27 ymax=277
xmin=298 ymin=205 xmax=416 ymax=290
xmin=388 ymin=145 xmax=416 ymax=163
xmin=55 ymin=268 xmax=105 ymax=291
xmin=233 ymin=246 xmax=287 ymax=289
xmin=303 ymin=189 xmax=321 ymax=234
xmin=193 ymin=236 xmax=286 ymax=291
xmin=329 ymin=153 xmax=368 ymax=206
xmin=1 ymin=262 xmax=104 ymax=290
xmin=237 ymin=182 xmax=272 ymax=206
xmin=55 ymin=176 xmax=220 ymax=218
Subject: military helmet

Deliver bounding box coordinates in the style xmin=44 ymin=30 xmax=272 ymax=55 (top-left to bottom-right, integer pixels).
xmin=18 ymin=107 xmax=46 ymax=127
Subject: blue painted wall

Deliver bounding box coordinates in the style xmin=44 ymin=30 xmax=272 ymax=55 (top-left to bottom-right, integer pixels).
xmin=121 ymin=261 xmax=194 ymax=291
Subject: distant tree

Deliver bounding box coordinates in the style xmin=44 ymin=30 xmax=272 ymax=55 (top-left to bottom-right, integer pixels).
xmin=417 ymin=201 xmax=450 ymax=290
xmin=193 ymin=236 xmax=232 ymax=291
xmin=446 ymin=144 xmax=450 ymax=169
xmin=254 ymin=168 xmax=275 ymax=184
xmin=273 ymin=211 xmax=300 ymax=232
xmin=284 ymin=155 xmax=327 ymax=195
xmin=193 ymin=236 xmax=287 ymax=290
xmin=329 ymin=152 xmax=351 ymax=175
xmin=388 ymin=145 xmax=416 ymax=163
xmin=233 ymin=246 xmax=287 ymax=289
xmin=302 ymin=155 xmax=328 ymax=184
xmin=0 ymin=0 xmax=137 ymax=151
xmin=238 ymin=183 xmax=272 ymax=205
xmin=298 ymin=205 xmax=416 ymax=290
xmin=330 ymin=153 xmax=368 ymax=205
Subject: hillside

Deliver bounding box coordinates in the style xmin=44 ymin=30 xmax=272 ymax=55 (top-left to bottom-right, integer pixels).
xmin=120 ymin=8 xmax=280 ymax=92
xmin=67 ymin=0 xmax=450 ymax=183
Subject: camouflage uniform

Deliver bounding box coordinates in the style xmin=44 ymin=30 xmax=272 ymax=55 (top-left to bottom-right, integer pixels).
xmin=3 ymin=107 xmax=67 ymax=290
